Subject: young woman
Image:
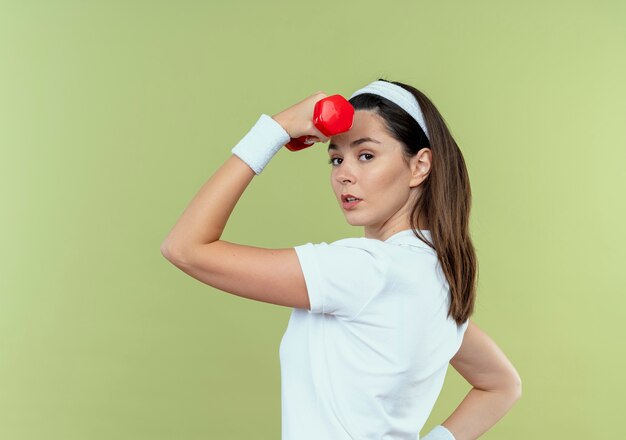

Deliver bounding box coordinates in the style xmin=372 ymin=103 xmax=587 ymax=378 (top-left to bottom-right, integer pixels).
xmin=161 ymin=78 xmax=522 ymax=440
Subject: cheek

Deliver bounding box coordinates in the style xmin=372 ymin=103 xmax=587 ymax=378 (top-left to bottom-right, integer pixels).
xmin=368 ymin=167 xmax=400 ymax=190
xmin=369 ymin=166 xmax=411 ymax=200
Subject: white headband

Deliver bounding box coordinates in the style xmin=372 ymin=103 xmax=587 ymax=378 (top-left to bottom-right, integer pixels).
xmin=349 ymin=80 xmax=430 ymax=142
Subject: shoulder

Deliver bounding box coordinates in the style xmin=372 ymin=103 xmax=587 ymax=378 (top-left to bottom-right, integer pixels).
xmin=331 ymin=236 xmax=380 ymax=246
xmin=296 ymin=236 xmax=395 ymax=262
xmin=293 ymin=237 xmax=396 ymax=290
xmin=292 ymin=237 xmax=395 ymax=318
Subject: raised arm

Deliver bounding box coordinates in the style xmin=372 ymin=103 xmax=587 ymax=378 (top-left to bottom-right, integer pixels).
xmin=433 ymin=320 xmax=522 ymax=440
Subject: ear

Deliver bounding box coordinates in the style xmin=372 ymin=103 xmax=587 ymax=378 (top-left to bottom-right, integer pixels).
xmin=409 ymin=148 xmax=432 ymax=188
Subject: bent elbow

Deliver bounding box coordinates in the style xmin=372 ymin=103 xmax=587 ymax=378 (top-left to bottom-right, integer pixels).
xmin=509 ymin=373 xmax=523 ymax=400
xmin=491 ymin=371 xmax=522 ymax=400
xmin=160 ymin=244 xmax=173 ymax=260
xmin=161 ymin=243 xmax=183 ymax=263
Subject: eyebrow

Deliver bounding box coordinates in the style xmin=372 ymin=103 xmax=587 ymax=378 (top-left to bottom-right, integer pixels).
xmin=327 ymin=137 xmax=381 ymax=152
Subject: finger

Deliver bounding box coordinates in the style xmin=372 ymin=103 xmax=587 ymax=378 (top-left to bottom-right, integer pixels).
xmin=304 ymin=136 xmax=328 ymax=145
xmin=312 ymin=127 xmax=329 ymax=143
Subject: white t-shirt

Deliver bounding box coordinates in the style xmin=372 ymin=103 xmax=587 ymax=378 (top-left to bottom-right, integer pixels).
xmin=279 ymin=229 xmax=470 ymax=440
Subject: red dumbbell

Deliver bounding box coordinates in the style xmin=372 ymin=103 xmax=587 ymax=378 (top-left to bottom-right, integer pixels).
xmin=285 ymin=94 xmax=355 ymax=152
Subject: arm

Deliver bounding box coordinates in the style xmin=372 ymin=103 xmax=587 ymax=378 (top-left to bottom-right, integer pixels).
xmin=428 ymin=320 xmax=522 ymax=440
xmin=161 ymin=92 xmax=328 ymax=255
xmin=161 ymin=153 xmax=256 ymax=253
xmin=158 ymin=96 xmax=335 ymax=311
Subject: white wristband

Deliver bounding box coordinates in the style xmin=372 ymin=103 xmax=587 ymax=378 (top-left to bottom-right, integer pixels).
xmin=421 ymin=424 xmax=456 ymax=440
xmin=231 ymin=114 xmax=291 ymax=175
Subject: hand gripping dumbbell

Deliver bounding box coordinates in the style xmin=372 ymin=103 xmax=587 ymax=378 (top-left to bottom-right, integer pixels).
xmin=285 ymin=94 xmax=355 ymax=152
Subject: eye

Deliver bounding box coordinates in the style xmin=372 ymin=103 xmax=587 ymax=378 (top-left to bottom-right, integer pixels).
xmin=328 ymin=153 xmax=374 ymax=166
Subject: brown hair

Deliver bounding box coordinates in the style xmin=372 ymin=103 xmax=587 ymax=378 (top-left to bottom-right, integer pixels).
xmin=349 ymin=78 xmax=477 ymax=325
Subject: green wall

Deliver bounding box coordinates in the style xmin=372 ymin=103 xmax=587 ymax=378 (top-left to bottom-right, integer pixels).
xmin=1 ymin=0 xmax=624 ymax=438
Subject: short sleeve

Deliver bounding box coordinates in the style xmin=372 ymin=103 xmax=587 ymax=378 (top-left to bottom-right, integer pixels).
xmin=293 ymin=238 xmax=391 ymax=320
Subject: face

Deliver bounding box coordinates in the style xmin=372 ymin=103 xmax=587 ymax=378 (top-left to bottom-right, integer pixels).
xmin=327 ymin=110 xmax=431 ymax=240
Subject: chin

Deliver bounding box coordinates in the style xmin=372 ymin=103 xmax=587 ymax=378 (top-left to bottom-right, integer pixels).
xmin=343 ymin=216 xmax=364 ymax=226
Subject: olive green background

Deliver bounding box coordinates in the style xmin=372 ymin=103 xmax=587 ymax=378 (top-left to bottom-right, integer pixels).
xmin=1 ymin=1 xmax=624 ymax=438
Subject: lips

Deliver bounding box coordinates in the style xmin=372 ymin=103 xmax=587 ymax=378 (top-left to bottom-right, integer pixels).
xmin=341 ymin=194 xmax=362 ymax=203
xmin=342 ymin=198 xmax=362 ymax=210
xmin=341 ymin=193 xmax=363 ymax=210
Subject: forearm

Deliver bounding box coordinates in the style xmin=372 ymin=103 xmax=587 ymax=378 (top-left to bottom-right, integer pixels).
xmin=161 ymin=154 xmax=255 ymax=252
xmin=161 ymin=113 xmax=291 ymax=254
xmin=439 ymin=386 xmax=521 ymax=440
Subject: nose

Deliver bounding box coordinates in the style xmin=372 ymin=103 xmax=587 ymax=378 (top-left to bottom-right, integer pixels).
xmin=337 ymin=172 xmax=354 ymax=184
xmin=335 ymin=160 xmax=356 ymax=184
